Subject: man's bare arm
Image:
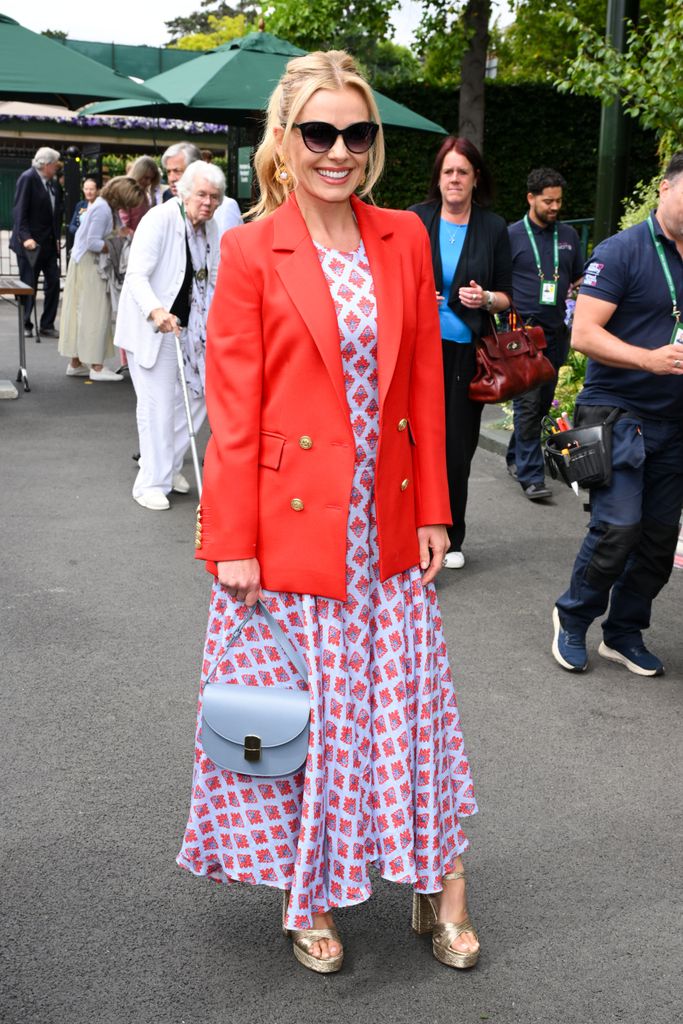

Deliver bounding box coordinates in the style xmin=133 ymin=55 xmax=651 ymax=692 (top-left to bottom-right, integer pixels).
xmin=571 ymin=294 xmax=683 ymax=376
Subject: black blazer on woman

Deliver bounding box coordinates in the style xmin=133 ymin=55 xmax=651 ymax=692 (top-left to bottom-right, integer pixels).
xmin=408 ymin=199 xmax=512 ymax=339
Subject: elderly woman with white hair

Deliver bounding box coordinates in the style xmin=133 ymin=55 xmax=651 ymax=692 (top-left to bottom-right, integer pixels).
xmin=115 ymin=160 xmax=229 ymax=510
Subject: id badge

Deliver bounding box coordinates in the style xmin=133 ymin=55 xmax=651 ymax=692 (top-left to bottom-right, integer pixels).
xmin=539 ymin=280 xmax=557 ymax=305
xmin=669 ymin=321 xmax=683 ymax=345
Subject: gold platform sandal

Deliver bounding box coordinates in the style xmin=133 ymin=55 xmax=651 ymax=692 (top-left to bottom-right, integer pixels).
xmin=282 ymin=891 xmax=344 ymax=974
xmin=411 ymin=870 xmax=480 ymax=969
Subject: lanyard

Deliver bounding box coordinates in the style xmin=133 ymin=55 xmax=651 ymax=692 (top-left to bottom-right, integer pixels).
xmin=524 ymin=214 xmax=558 ymax=281
xmin=647 ymin=214 xmax=680 ymax=323
xmin=179 ymin=203 xmax=209 ymax=281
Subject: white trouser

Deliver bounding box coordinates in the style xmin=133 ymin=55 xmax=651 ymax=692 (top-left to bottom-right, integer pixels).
xmin=127 ymin=334 xmax=206 ymax=497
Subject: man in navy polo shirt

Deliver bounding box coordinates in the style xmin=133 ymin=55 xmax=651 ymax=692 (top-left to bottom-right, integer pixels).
xmin=552 ymin=152 xmax=683 ymax=677
xmin=506 ymin=168 xmax=584 ymax=499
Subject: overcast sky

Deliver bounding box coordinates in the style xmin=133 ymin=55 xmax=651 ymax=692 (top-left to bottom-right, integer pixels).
xmin=2 ymin=1 xmax=511 ymax=51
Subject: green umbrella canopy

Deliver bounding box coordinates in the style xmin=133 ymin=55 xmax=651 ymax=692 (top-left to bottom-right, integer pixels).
xmin=84 ymin=32 xmax=445 ymax=134
xmin=0 ymin=14 xmax=164 ymax=106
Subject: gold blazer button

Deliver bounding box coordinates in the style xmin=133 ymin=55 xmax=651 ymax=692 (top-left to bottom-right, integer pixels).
xmin=400 ymin=478 xmax=410 ymax=491
xmin=397 ymin=418 xmax=408 ymax=431
xmin=299 ymin=435 xmax=313 ymax=450
xmin=290 ymin=497 xmax=305 ymax=511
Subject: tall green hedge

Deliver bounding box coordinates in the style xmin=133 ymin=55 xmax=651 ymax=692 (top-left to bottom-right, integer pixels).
xmin=375 ymin=81 xmax=659 ymax=226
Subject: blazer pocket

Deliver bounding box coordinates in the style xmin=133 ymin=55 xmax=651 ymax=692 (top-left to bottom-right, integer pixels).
xmin=259 ymin=431 xmax=286 ymax=470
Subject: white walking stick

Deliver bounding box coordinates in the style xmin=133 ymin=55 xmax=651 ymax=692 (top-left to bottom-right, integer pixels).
xmin=173 ymin=328 xmax=203 ymax=499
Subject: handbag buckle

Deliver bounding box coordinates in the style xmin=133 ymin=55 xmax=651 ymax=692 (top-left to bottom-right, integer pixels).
xmin=243 ymin=734 xmax=262 ymax=762
xmin=506 ymin=340 xmax=520 ymax=350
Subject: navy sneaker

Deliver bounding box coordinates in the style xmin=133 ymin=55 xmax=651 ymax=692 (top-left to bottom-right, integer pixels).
xmin=552 ymin=606 xmax=588 ymax=672
xmin=524 ymin=482 xmax=553 ymax=501
xmin=598 ymin=640 xmax=664 ymax=677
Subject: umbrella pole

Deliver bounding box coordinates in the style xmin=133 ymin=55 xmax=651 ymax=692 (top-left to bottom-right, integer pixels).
xmin=173 ymin=329 xmax=203 ymax=499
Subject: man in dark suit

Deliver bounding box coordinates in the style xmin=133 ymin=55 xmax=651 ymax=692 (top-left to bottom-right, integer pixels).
xmin=10 ymin=146 xmax=64 ymax=336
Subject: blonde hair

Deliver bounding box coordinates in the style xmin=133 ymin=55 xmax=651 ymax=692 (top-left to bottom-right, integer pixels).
xmin=250 ymin=50 xmax=384 ymax=220
xmin=129 ymin=155 xmax=161 ymax=189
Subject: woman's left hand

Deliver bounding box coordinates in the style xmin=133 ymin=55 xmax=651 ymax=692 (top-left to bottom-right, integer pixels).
xmin=459 ymin=279 xmax=487 ymax=309
xmin=417 ymin=525 xmax=450 ymax=585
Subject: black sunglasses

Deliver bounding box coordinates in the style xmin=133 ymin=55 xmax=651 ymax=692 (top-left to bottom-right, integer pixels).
xmin=292 ymin=121 xmax=379 ymax=154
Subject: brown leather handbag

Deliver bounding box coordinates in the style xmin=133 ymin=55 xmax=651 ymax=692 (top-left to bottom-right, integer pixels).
xmin=468 ymin=309 xmax=556 ymax=404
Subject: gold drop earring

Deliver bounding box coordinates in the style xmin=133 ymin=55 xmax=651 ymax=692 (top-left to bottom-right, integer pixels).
xmin=275 ymin=160 xmax=291 ymax=184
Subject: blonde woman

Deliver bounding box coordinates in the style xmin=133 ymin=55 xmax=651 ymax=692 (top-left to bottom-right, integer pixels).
xmin=58 ymin=176 xmax=144 ymax=381
xmin=177 ymin=51 xmax=480 ymax=974
xmin=120 ymin=155 xmax=163 ymax=233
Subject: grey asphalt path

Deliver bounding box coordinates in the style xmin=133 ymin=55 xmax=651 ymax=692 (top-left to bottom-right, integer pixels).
xmin=1 ymin=304 xmax=681 ymax=1024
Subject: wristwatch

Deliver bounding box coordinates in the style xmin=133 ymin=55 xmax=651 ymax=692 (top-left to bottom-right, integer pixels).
xmin=485 ymin=290 xmax=495 ymax=310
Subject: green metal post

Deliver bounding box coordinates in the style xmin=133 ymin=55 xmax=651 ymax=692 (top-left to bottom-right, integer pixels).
xmin=593 ymin=0 xmax=640 ymax=244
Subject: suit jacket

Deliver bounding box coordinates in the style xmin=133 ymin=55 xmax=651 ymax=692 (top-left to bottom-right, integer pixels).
xmin=114 ymin=198 xmax=220 ymax=368
xmin=196 ymin=193 xmax=451 ymax=600
xmin=10 ymin=167 xmax=63 ymax=253
xmin=408 ymin=199 xmax=512 ymax=338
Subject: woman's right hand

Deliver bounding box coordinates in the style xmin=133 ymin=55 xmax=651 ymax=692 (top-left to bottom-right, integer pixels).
xmin=150 ymin=307 xmax=180 ymax=334
xmin=216 ymin=558 xmax=262 ymax=607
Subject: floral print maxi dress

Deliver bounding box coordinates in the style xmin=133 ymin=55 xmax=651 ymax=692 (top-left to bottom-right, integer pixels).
xmin=177 ymin=241 xmax=478 ymax=930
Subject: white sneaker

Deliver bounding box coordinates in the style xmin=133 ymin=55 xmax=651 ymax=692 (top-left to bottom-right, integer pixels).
xmin=134 ymin=489 xmax=170 ymax=511
xmin=89 ymin=366 xmax=123 ymax=382
xmin=66 ymin=362 xmax=90 ymax=376
xmin=443 ymin=551 xmax=465 ymax=569
xmin=172 ymin=472 xmax=191 ymax=494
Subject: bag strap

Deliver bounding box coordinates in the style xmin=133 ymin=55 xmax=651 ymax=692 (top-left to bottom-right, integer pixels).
xmin=485 ymin=303 xmax=537 ymax=351
xmin=205 ymin=599 xmax=309 ymax=688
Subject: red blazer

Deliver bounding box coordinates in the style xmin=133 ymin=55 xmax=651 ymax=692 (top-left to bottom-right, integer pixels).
xmin=196 ymin=193 xmax=451 ymax=600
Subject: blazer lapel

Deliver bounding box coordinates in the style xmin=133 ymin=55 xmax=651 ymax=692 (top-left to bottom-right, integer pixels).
xmin=352 ymin=195 xmax=403 ymax=411
xmin=273 ymin=197 xmax=348 ymax=417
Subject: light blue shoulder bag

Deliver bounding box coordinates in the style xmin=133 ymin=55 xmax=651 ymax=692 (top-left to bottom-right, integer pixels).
xmin=201 ymin=600 xmax=311 ymax=778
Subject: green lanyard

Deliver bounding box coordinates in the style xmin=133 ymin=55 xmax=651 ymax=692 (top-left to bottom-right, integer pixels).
xmin=179 ymin=202 xmax=209 ymax=282
xmin=524 ymin=214 xmax=559 ymax=281
xmin=647 ymin=214 xmax=680 ymax=335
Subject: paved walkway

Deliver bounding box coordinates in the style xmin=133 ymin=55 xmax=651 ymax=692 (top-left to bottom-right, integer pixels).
xmin=1 ymin=302 xmax=681 ymax=1024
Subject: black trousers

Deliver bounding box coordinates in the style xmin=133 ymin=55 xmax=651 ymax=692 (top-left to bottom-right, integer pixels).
xmin=16 ymin=242 xmax=60 ymax=330
xmin=506 ymin=324 xmax=569 ymax=486
xmin=442 ymin=339 xmax=482 ymax=551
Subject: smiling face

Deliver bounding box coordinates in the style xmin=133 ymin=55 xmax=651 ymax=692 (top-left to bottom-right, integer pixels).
xmin=183 ymin=176 xmax=222 ymax=226
xmin=275 ymin=86 xmax=371 ymax=214
xmin=438 ymin=149 xmax=477 ymax=213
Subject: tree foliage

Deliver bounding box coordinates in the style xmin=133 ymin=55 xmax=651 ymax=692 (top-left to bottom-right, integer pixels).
xmin=495 ymin=0 xmax=668 ymax=85
xmin=169 ymin=14 xmax=255 ymax=50
xmin=495 ymin=0 xmax=606 ymax=83
xmin=556 ymin=1 xmax=683 ymax=157
xmin=165 ymin=1 xmax=258 ymax=43
xmin=265 ymin=0 xmax=399 ymax=68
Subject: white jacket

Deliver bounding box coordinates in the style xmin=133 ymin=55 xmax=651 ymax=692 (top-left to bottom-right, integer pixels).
xmin=114 ymin=198 xmax=221 ymax=368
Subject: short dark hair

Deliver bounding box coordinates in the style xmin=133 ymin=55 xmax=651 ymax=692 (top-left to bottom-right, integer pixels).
xmin=663 ymin=152 xmax=683 ymax=184
xmin=526 ymin=167 xmax=566 ymax=195
xmin=427 ymin=136 xmax=494 ymax=207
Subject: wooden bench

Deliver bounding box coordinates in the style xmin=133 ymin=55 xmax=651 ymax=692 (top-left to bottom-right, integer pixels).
xmin=0 ymin=276 xmax=35 ymax=392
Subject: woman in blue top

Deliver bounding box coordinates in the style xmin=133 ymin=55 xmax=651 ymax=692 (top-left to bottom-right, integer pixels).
xmin=410 ymin=138 xmax=512 ymax=567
